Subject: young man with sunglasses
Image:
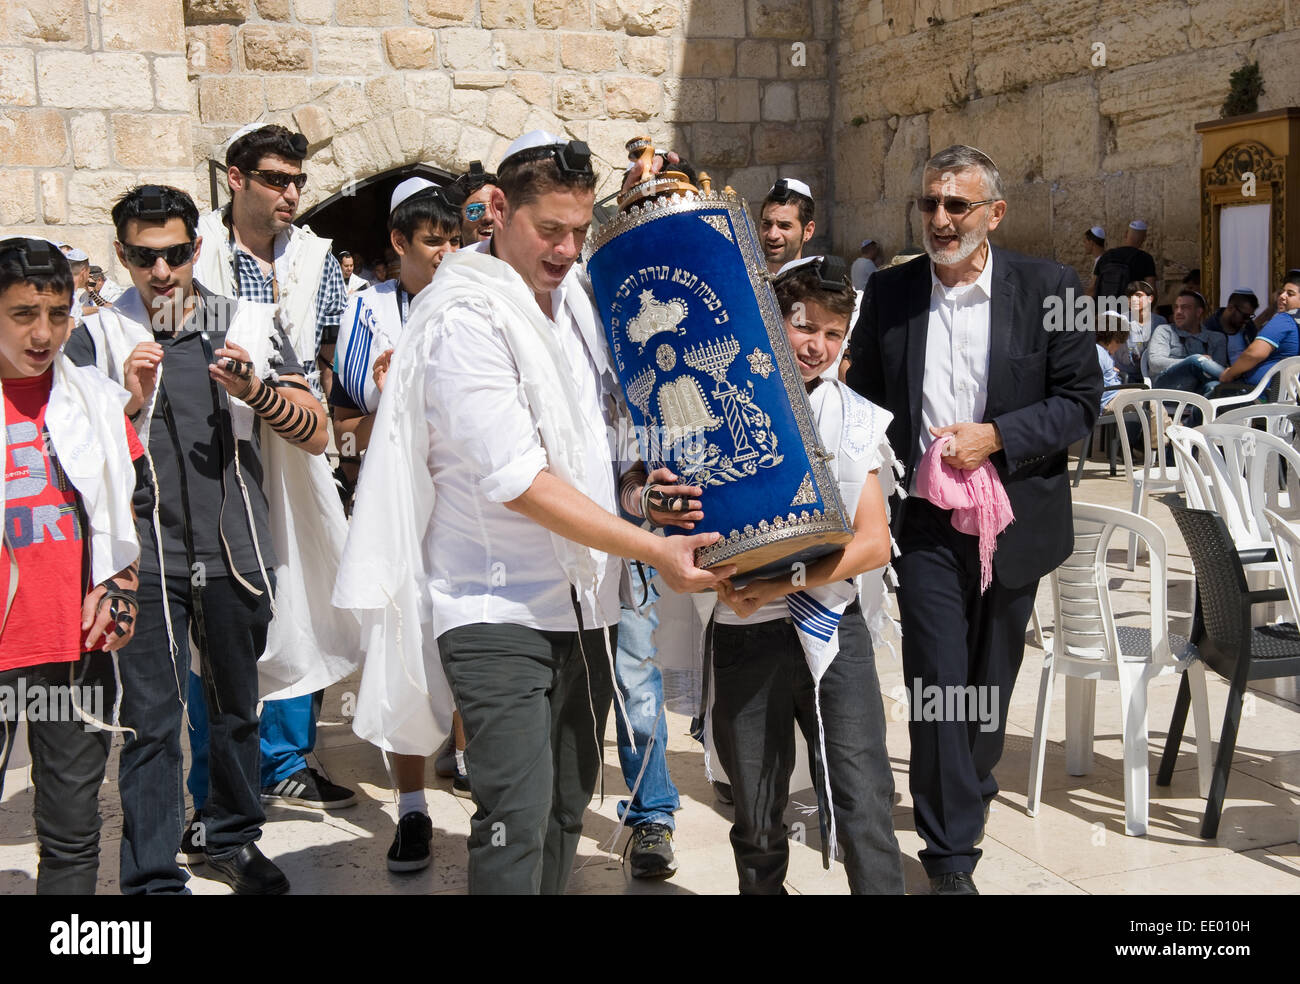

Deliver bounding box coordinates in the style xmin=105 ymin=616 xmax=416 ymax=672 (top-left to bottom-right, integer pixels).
xmin=192 ymin=124 xmax=358 ymax=817
xmin=0 ymin=238 xmax=143 ymax=894
xmin=330 ymin=177 xmax=466 ymax=872
xmin=848 ymin=145 xmax=1100 ymax=895
xmin=66 ymin=184 xmax=337 ymax=894
xmin=335 ymin=131 xmax=729 ymax=894
xmin=455 ymin=161 xmax=498 ymax=243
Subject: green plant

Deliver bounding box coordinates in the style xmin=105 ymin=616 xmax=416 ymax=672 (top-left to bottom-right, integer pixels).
xmin=1222 ymin=62 xmax=1264 ymax=118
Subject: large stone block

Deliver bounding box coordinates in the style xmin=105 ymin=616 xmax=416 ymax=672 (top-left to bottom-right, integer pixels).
xmin=336 ymin=0 xmax=405 ymax=26
xmin=183 ymin=0 xmax=250 ymax=25
xmin=555 ymin=78 xmax=605 ymax=119
xmin=255 ymin=0 xmax=290 ymax=18
xmin=689 ymin=123 xmax=752 ymax=168
xmin=1188 ymin=0 xmax=1281 ymax=48
xmin=423 ymin=116 xmax=463 ymax=168
xmin=111 ymin=113 xmax=191 ymax=168
xmin=291 ymin=0 xmax=333 ymax=24
xmin=392 ymin=106 xmax=426 ymax=161
xmin=534 ymin=0 xmax=590 ymax=28
xmin=384 ymin=28 xmax=437 ymax=69
xmin=153 ymin=57 xmax=191 ymax=112
xmin=754 ymin=123 xmax=825 ymax=164
xmin=717 ymin=79 xmax=760 ymax=122
xmin=198 ymin=76 xmax=266 ymax=123
xmin=70 ymin=113 xmax=110 ymax=168
xmin=882 ymin=113 xmax=929 ymax=202
xmin=662 ymin=77 xmax=715 ymax=122
xmin=1049 ymin=177 xmax=1107 ymax=280
xmin=1040 ymin=76 xmax=1101 ymax=181
xmin=676 ymin=39 xmax=736 ymax=78
xmin=294 ymin=104 xmax=334 ymax=151
xmin=326 ymin=83 xmax=371 ymax=129
xmin=454 ymin=71 xmax=508 ymax=90
xmin=510 ymin=72 xmax=552 ymax=107
xmin=495 ymin=32 xmax=557 ymax=71
xmin=1255 ymin=30 xmax=1300 ymax=114
xmin=408 ymin=72 xmax=453 ymax=112
xmin=486 ymin=89 xmax=531 ymax=137
xmin=929 ymin=88 xmax=1044 ymax=186
xmin=317 ymin=29 xmax=386 ymax=76
xmin=624 ymin=37 xmax=669 ymax=75
xmin=777 ymin=39 xmax=826 ymax=79
xmin=366 ymin=74 xmax=406 ymax=115
xmin=1090 ymin=0 xmax=1191 ymax=71
xmin=1098 ymin=48 xmax=1240 ymax=171
xmin=722 ymin=164 xmax=777 ymax=207
xmin=832 ymin=118 xmax=886 ymax=203
xmin=101 ymin=0 xmax=185 ymax=52
xmin=411 ymin=0 xmax=476 ymax=27
xmin=0 ymin=48 xmax=36 ymax=106
xmin=0 ymin=109 xmax=69 ymax=166
xmin=187 ymin=25 xmax=233 ymax=75
xmin=686 ymin=0 xmax=746 ymax=36
xmin=481 ymin=0 xmax=530 ymax=28
xmin=993 ymin=179 xmax=1051 ymax=259
xmin=594 ymin=0 xmax=681 ymax=36
xmin=450 ymin=88 xmax=488 ymax=119
xmin=37 ymin=51 xmax=153 ymax=110
xmin=39 ymin=172 xmax=64 ymax=225
xmin=241 ymin=26 xmax=313 ymax=73
xmin=761 ymin=81 xmax=796 ymax=122
xmin=0 ymin=170 xmax=37 ymax=225
xmin=456 ymin=125 xmax=498 ymax=172
xmin=560 ymin=33 xmax=620 ymax=72
xmin=747 ymin=0 xmax=812 ymax=38
xmin=737 ymin=40 xmax=778 ymax=78
xmin=972 ymin=0 xmax=1099 ymax=95
xmin=1 ymin=0 xmax=86 ymax=45
xmin=604 ymin=77 xmax=662 ymax=121
xmin=838 ymin=22 xmax=971 ymax=118
xmin=441 ymin=28 xmax=493 ymax=70
xmin=797 ymin=80 xmax=828 ymax=120
xmin=67 ymin=171 xmax=139 ymax=225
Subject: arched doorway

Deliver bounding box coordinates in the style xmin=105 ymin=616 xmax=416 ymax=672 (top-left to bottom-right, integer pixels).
xmin=295 ymin=162 xmax=458 ymax=272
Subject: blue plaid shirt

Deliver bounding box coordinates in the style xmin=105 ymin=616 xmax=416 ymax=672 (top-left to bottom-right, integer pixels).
xmin=232 ymin=245 xmax=346 ymax=355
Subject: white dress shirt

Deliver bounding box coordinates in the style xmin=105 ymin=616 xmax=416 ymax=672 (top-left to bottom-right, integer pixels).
xmin=918 ymin=246 xmax=995 ymax=466
xmin=421 ymin=253 xmax=622 ymax=634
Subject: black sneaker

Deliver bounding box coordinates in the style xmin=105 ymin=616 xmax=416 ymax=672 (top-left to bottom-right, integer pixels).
xmin=452 ymin=763 xmax=471 ymax=798
xmin=386 ymin=811 xmax=434 ymax=873
xmin=205 ymin=842 xmax=290 ymax=895
xmin=177 ymin=811 xmax=205 ymax=866
xmin=625 ymin=822 xmax=678 ymax=880
xmin=262 ymin=766 xmax=358 ymax=810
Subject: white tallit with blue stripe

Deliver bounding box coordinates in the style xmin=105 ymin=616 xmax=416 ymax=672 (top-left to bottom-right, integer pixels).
xmin=334 ymin=280 xmax=402 ymax=414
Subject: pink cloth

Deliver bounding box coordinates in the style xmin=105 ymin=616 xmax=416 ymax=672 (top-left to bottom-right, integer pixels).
xmin=916 ymin=435 xmax=1014 ymax=593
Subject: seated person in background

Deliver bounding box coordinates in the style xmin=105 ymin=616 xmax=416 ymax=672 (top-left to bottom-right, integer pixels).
xmin=1119 ymin=279 xmax=1165 ymax=381
xmin=1096 ymin=322 xmax=1129 ymax=411
xmin=1217 ymin=273 xmax=1300 ymax=395
xmin=1149 ymin=289 xmax=1228 ymax=395
xmin=1205 ymin=288 xmax=1260 ymax=363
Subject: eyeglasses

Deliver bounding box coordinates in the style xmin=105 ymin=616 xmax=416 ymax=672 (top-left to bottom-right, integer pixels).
xmin=121 ymin=241 xmax=197 ymax=268
xmin=246 ymin=169 xmax=308 ymax=191
xmin=918 ymin=196 xmax=997 ymax=217
xmin=464 ymin=202 xmax=487 ymax=221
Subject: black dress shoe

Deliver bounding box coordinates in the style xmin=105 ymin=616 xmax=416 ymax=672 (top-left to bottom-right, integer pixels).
xmin=930 ymin=872 xmax=979 ymax=895
xmin=204 ymin=843 xmax=289 ymax=895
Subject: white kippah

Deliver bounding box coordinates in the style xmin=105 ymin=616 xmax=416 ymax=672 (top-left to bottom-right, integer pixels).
xmin=502 ymin=130 xmax=563 ymax=165
xmin=774 ymin=255 xmax=821 ymax=278
xmin=65 ymin=247 xmax=89 ymax=262
xmin=1129 ymin=219 xmax=1148 ymax=231
xmin=390 ymin=177 xmax=435 ymax=214
xmin=770 ymin=178 xmax=813 ymax=200
xmin=860 ymin=238 xmax=875 ymax=248
xmin=1089 ymin=225 xmax=1105 ymax=239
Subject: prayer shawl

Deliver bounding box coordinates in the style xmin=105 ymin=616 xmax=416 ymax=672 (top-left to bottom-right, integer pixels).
xmin=693 ymin=379 xmax=900 ymax=867
xmin=335 ymin=247 xmax=624 ymax=756
xmin=916 ymin=435 xmax=1014 ymax=593
xmin=195 ymin=208 xmax=332 ymax=378
xmin=86 ymin=288 xmax=359 ymax=700
xmin=334 ymin=280 xmax=402 ymax=414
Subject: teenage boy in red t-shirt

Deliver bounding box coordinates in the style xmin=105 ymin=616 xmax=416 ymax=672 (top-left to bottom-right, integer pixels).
xmin=0 ymin=238 xmax=143 ymax=894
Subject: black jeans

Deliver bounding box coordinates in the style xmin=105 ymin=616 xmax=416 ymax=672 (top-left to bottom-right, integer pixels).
xmin=0 ymin=652 xmax=116 ymax=894
xmin=711 ymin=606 xmax=905 ymax=895
xmin=117 ymin=572 xmax=271 ymax=895
xmin=895 ymin=498 xmax=1038 ymax=877
xmin=439 ymin=621 xmax=615 ymax=895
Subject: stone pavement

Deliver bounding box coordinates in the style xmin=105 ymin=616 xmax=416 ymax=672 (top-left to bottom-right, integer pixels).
xmin=2 ymin=452 xmax=1298 ymax=895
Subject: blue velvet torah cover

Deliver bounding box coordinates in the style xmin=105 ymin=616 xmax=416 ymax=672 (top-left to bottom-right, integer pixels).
xmin=585 ymin=191 xmax=852 ymax=577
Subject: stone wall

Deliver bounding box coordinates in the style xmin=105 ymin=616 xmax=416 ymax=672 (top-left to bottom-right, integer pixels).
xmin=0 ymin=0 xmax=195 ymax=277
xmin=833 ymin=0 xmax=1300 ymax=298
xmin=182 ymin=0 xmax=835 ymax=229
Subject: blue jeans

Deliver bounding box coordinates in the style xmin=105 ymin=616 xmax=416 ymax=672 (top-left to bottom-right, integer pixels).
xmin=614 ymin=576 xmax=680 ymax=830
xmin=1154 ymin=354 xmax=1226 ymax=396
xmin=186 ymin=680 xmax=319 ymax=809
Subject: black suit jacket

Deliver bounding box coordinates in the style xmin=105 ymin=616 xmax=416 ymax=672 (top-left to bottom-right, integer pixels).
xmin=846 ymin=248 xmax=1101 ymax=589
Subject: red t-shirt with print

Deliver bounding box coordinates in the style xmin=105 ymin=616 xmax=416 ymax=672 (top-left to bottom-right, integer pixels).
xmin=0 ymin=370 xmax=143 ymax=671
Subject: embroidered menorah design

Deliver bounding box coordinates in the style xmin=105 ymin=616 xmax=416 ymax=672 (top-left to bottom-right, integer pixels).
xmin=684 ymin=335 xmax=758 ymax=463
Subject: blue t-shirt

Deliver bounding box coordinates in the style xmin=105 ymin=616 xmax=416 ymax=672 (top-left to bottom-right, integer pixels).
xmin=1244 ymin=310 xmax=1300 ymax=385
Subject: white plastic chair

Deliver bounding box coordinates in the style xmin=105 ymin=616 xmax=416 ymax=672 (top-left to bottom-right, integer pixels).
xmin=1265 ymin=507 xmax=1300 ymax=627
xmin=1209 ymin=354 xmax=1300 ymax=414
xmin=1107 ymin=388 xmax=1216 ymax=569
xmin=1215 ymin=402 xmax=1298 ymax=442
xmin=1027 ymin=503 xmax=1212 ymax=835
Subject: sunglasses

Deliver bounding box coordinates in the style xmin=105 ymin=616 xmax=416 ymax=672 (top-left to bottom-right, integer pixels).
xmin=464 ymin=202 xmax=487 ymax=221
xmin=246 ymin=168 xmax=308 ymax=191
xmin=121 ymin=241 xmax=197 ymax=268
xmin=918 ymin=196 xmax=996 ymax=216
